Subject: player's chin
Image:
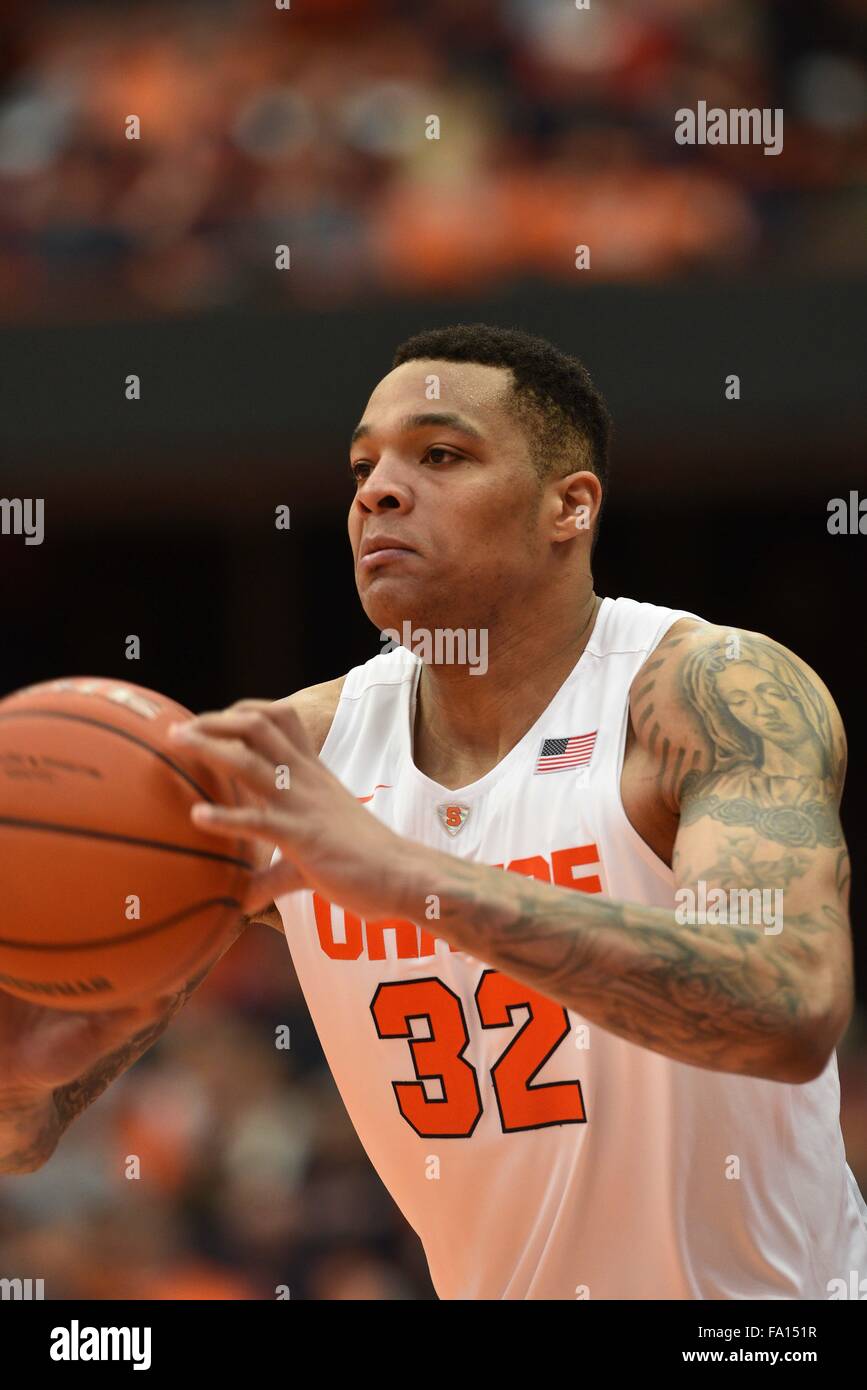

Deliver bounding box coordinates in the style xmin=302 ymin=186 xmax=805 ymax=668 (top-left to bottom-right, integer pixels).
xmin=356 ymin=572 xmax=423 ymax=623
xmin=354 ymin=567 xmax=419 ymax=606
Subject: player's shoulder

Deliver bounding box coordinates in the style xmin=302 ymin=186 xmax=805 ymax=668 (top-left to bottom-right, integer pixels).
xmin=270 ymin=674 xmax=347 ymax=756
xmin=632 ymin=618 xmax=842 ymax=721
xmin=629 ymin=618 xmax=846 ymax=805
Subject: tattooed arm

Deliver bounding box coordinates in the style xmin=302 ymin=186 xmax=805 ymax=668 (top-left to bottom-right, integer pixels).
xmin=400 ymin=622 xmax=853 ymax=1084
xmin=0 ymin=925 xmax=246 ymax=1176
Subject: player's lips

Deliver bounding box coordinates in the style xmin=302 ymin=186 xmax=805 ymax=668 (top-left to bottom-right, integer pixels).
xmin=358 ymin=535 xmax=418 ymax=569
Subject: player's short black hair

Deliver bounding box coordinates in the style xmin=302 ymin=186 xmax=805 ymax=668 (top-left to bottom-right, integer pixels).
xmin=391 ymin=323 xmax=612 ymax=528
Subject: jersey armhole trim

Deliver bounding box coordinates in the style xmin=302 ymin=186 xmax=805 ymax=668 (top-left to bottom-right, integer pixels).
xmin=318 ymin=653 xmax=420 ymax=762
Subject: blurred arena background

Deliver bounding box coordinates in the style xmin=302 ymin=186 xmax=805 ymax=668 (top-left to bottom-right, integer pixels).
xmin=1 ymin=0 xmax=866 ymax=1300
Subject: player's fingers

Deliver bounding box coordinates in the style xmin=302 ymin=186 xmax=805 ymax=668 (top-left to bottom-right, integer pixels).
xmin=172 ymin=712 xmax=304 ymax=779
xmin=170 ymin=727 xmax=278 ymax=794
xmin=195 ymin=699 xmax=272 ymax=716
xmin=241 ymin=862 xmax=308 ymax=914
xmin=179 ymin=709 xmax=290 ymax=749
xmin=250 ymin=701 xmax=315 ymax=754
xmin=190 ymin=801 xmax=299 ymax=844
xmin=181 ymin=705 xmax=310 ymax=759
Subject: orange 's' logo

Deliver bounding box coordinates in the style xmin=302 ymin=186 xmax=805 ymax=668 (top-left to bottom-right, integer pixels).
xmin=436 ymin=802 xmax=470 ymax=836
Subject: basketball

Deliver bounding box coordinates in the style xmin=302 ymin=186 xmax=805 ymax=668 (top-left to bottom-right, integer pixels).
xmin=0 ymin=676 xmax=252 ymax=1012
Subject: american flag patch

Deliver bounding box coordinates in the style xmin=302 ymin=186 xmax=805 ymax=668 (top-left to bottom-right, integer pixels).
xmin=534 ymin=732 xmax=597 ymax=775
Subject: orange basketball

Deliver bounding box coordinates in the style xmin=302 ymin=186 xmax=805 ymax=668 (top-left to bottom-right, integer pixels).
xmin=0 ymin=676 xmax=252 ymax=1012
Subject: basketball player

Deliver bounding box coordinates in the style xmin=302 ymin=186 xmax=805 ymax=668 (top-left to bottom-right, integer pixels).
xmin=2 ymin=324 xmax=866 ymax=1300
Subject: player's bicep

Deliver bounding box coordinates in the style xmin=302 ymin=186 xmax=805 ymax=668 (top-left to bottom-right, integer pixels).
xmin=672 ymin=791 xmax=852 ymax=995
xmin=641 ymin=621 xmax=854 ymax=1035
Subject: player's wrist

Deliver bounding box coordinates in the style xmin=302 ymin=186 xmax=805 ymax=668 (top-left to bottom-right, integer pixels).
xmin=392 ymin=843 xmax=458 ymax=926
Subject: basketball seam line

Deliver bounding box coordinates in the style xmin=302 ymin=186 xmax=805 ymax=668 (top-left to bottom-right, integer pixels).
xmin=0 ymin=896 xmax=243 ymax=952
xmin=0 ymin=814 xmax=253 ymax=869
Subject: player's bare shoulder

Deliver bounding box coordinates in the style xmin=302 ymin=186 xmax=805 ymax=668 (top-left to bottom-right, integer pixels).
xmin=271 ymin=674 xmax=347 ymax=756
xmin=247 ymin=674 xmax=347 ymax=932
xmin=628 ymin=618 xmax=847 ymax=817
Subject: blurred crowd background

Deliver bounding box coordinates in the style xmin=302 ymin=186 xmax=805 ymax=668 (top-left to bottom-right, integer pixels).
xmin=1 ymin=0 xmax=866 ymax=1302
xmin=0 ymin=0 xmax=865 ymax=320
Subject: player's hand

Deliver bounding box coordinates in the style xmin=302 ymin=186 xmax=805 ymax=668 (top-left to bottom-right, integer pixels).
xmin=168 ymin=700 xmax=426 ymax=921
xmin=0 ymin=988 xmax=175 ymax=1106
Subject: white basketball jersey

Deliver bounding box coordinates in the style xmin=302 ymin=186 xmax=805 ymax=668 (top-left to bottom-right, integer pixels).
xmin=275 ymin=595 xmax=867 ymax=1299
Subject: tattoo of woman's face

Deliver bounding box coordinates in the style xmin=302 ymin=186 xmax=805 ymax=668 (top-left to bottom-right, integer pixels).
xmin=714 ymin=662 xmax=813 ymax=752
xmin=681 ymin=638 xmax=835 ymax=784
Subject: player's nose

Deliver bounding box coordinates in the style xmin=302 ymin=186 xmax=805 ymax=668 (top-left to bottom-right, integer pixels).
xmin=353 ymin=461 xmax=413 ymax=514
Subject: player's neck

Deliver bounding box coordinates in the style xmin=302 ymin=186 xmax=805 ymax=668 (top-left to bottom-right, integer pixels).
xmin=412 ymin=587 xmax=602 ymax=789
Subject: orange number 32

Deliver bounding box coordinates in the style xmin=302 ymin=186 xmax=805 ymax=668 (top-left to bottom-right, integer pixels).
xmin=370 ymin=970 xmax=586 ymax=1137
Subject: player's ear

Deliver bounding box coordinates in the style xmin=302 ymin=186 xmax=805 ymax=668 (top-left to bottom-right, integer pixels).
xmin=551 ymin=471 xmax=601 ymax=545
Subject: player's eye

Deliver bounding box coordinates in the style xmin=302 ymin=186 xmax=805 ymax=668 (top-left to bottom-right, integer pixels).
xmin=349 ymin=447 xmax=461 ymax=483
xmin=424 ymin=447 xmax=461 ymax=465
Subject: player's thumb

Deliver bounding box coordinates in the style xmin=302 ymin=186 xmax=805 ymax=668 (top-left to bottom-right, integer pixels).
xmin=241 ymin=860 xmax=309 ymax=914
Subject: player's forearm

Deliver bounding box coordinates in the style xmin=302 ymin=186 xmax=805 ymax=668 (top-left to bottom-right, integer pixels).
xmin=403 ymin=848 xmax=831 ymax=1084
